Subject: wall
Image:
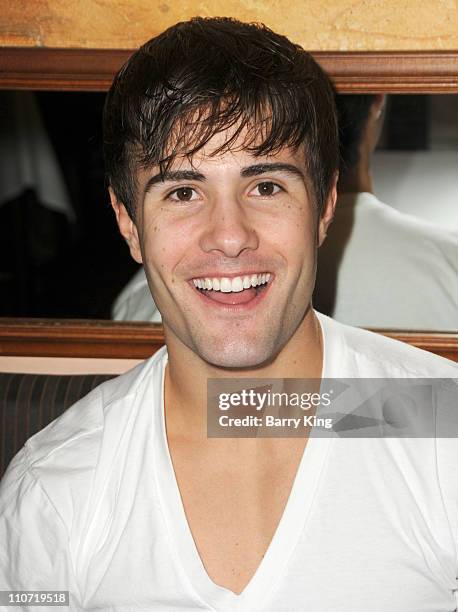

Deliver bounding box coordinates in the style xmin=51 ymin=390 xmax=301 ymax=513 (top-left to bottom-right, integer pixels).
xmin=1 ymin=0 xmax=458 ymax=50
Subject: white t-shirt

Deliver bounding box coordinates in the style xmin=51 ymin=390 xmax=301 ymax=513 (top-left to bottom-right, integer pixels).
xmin=111 ymin=267 xmax=161 ymax=323
xmin=315 ymin=192 xmax=458 ymax=331
xmin=1 ymin=312 xmax=458 ymax=611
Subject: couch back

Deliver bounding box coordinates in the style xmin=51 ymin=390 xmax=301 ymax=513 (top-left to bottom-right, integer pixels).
xmin=0 ymin=372 xmax=116 ymax=477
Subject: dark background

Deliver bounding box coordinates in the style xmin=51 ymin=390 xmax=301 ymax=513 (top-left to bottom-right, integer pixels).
xmin=0 ymin=92 xmax=139 ymax=318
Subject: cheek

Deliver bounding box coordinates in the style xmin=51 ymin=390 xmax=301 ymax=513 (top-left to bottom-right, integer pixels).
xmin=141 ymin=218 xmax=196 ymax=280
xmin=271 ymin=208 xmax=316 ymax=260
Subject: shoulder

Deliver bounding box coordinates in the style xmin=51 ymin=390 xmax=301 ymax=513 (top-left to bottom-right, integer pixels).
xmin=0 ymin=347 xmax=167 ymax=526
xmin=348 ymin=192 xmax=458 ymax=246
xmin=28 ymin=347 xmax=166 ymax=462
xmin=318 ymin=312 xmax=458 ymax=378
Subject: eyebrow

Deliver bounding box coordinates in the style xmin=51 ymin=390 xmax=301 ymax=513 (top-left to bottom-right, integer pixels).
xmin=240 ymin=163 xmax=305 ymax=181
xmin=144 ymin=170 xmax=206 ymax=194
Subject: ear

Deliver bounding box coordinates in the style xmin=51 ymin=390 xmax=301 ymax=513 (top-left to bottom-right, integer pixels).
xmin=109 ymin=187 xmax=143 ymax=264
xmin=317 ymin=172 xmax=338 ymax=247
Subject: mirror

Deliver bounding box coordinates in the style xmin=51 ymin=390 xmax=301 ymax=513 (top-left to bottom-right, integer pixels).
xmin=0 ymin=91 xmax=456 ymax=331
xmin=314 ymin=93 xmax=458 ymax=332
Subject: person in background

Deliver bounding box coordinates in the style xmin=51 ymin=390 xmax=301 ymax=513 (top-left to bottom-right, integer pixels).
xmin=314 ymin=94 xmax=458 ymax=331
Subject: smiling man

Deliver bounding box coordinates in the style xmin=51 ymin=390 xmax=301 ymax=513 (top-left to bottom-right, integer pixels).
xmin=1 ymin=17 xmax=458 ymax=612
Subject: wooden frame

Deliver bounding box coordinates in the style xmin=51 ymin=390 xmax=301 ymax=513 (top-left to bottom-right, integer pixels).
xmin=0 ymin=319 xmax=457 ymax=362
xmin=0 ymin=48 xmax=458 ymax=92
xmin=0 ymin=319 xmax=164 ymax=359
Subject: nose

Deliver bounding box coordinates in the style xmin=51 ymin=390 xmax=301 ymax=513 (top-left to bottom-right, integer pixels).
xmin=199 ymin=199 xmax=259 ymax=258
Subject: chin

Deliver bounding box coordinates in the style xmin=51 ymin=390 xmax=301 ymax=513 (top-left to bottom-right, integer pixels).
xmin=195 ymin=337 xmax=278 ymax=370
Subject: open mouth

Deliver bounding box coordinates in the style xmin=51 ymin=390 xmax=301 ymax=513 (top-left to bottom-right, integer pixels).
xmin=191 ymin=273 xmax=271 ymax=305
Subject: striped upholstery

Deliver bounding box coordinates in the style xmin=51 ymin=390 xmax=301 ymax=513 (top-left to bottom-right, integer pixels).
xmin=0 ymin=373 xmax=116 ymax=478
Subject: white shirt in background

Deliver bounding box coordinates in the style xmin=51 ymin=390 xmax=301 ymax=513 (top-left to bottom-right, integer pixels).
xmin=315 ymin=192 xmax=458 ymax=331
xmin=112 ymin=266 xmax=161 ymax=322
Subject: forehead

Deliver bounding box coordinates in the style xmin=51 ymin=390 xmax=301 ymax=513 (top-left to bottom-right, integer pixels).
xmin=138 ymin=124 xmax=309 ymax=179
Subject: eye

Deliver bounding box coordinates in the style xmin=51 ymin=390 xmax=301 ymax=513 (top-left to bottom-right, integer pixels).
xmin=167 ymin=186 xmax=199 ymax=202
xmin=250 ymin=181 xmax=282 ymax=197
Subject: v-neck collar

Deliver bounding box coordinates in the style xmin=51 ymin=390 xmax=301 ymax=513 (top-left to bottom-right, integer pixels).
xmin=153 ymin=314 xmax=335 ymax=611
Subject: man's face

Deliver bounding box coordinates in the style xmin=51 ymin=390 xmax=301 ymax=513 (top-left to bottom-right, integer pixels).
xmin=113 ymin=130 xmax=336 ymax=368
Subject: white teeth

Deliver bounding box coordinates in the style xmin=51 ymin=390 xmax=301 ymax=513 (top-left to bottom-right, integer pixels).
xmin=220 ymin=278 xmax=232 ymax=293
xmin=192 ymin=273 xmax=271 ymax=292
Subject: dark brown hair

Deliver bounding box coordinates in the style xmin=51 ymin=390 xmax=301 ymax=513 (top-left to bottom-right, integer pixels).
xmin=103 ymin=17 xmax=339 ymax=218
xmin=335 ymin=94 xmax=377 ymax=181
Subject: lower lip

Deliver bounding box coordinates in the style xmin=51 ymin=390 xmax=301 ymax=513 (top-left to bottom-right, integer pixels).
xmin=189 ymin=280 xmax=272 ymax=312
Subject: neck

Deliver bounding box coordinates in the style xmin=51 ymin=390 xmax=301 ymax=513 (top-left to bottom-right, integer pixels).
xmin=339 ymin=133 xmax=376 ymax=195
xmin=338 ymin=159 xmax=373 ymax=195
xmin=164 ymin=307 xmax=324 ymax=441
